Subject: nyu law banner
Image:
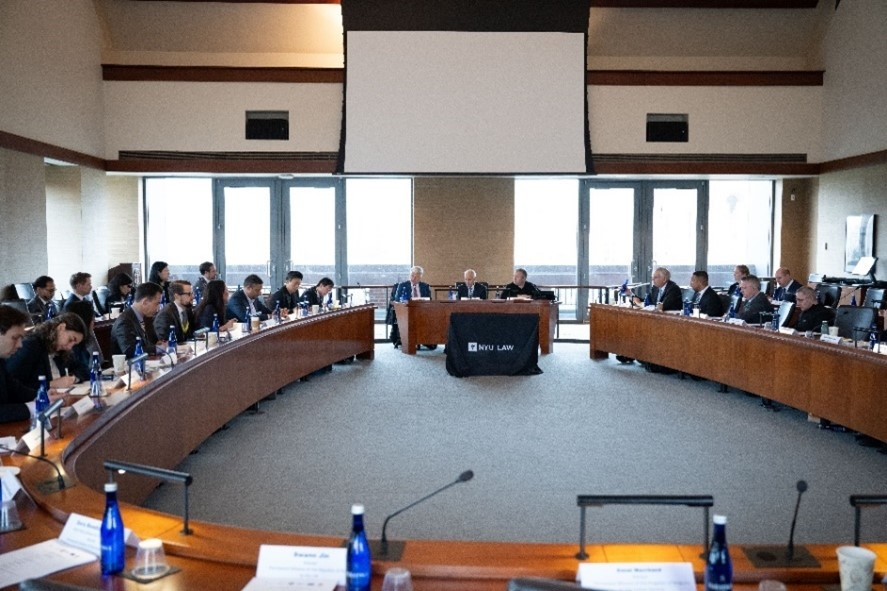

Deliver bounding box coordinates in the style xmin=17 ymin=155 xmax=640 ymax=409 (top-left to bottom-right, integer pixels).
xmin=445 ymin=313 xmax=542 ymax=377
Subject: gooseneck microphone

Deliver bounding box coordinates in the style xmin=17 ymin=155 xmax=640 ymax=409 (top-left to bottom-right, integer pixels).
xmin=786 ymin=479 xmax=807 ymax=561
xmin=376 ymin=469 xmax=474 ymax=561
xmin=0 ymin=444 xmax=72 ymax=493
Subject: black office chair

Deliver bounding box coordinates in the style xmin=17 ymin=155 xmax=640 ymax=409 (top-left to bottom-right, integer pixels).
xmin=92 ymin=287 xmax=110 ymax=316
xmin=814 ymin=283 xmax=841 ymax=307
xmin=863 ymin=287 xmax=885 ymax=309
xmin=1 ymin=300 xmax=35 ymax=326
xmin=718 ymin=293 xmax=732 ymax=314
xmin=776 ymin=300 xmax=795 ymax=328
xmin=681 ymin=287 xmax=695 ymax=302
xmin=14 ymin=282 xmax=36 ymax=301
xmin=833 ymin=305 xmax=877 ymax=339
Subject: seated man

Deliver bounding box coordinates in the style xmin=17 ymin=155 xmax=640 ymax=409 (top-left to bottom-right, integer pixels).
xmin=737 ymin=274 xmax=773 ymax=324
xmin=499 ymin=268 xmax=541 ymax=299
xmin=772 ymin=267 xmax=803 ymax=302
xmin=226 ymin=274 xmax=272 ymax=322
xmin=689 ymin=270 xmax=725 ymax=317
xmin=269 ymin=271 xmax=303 ymax=314
xmin=727 ymin=264 xmax=750 ymax=297
xmin=791 ymin=286 xmax=834 ymax=333
xmin=111 ymin=281 xmax=165 ymax=357
xmin=0 ymin=306 xmax=40 ymax=423
xmin=63 ymin=272 xmax=96 ymax=315
xmin=301 ymin=277 xmax=335 ymax=308
xmin=153 ymin=280 xmax=195 ymax=344
xmin=393 ymin=266 xmax=431 ymax=301
xmin=27 ymin=275 xmax=58 ymax=321
xmin=457 ymin=269 xmax=487 ymax=300
xmin=194 ymin=261 xmax=217 ymax=297
xmin=630 ymin=267 xmax=682 ymax=311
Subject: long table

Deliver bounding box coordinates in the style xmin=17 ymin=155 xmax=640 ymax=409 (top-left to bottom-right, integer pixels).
xmin=393 ymin=299 xmax=558 ymax=355
xmin=2 ymin=303 xmax=886 ymax=590
xmin=588 ymin=303 xmax=887 ymax=444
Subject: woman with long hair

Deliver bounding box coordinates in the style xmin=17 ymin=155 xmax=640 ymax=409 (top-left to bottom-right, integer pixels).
xmin=107 ymin=272 xmax=134 ymax=304
xmin=6 ymin=313 xmax=87 ymax=390
xmin=193 ymin=280 xmax=237 ymax=332
xmin=148 ymin=261 xmax=171 ymax=299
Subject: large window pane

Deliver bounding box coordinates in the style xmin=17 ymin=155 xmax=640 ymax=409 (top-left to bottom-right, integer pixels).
xmin=289 ymin=186 xmax=336 ymax=284
xmin=589 ymin=187 xmax=634 ymax=285
xmin=652 ymin=187 xmax=697 ymax=282
xmin=708 ymin=180 xmax=773 ymax=288
xmin=515 ymin=179 xmax=578 ymax=286
xmin=145 ymin=178 xmax=213 ymax=283
xmin=223 ymin=186 xmax=271 ymax=288
xmin=346 ymin=178 xmax=412 ymax=287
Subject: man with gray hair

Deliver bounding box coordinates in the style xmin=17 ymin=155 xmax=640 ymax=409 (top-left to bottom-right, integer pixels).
xmin=457 ymin=269 xmax=487 ymax=299
xmin=393 ymin=266 xmax=431 ymax=301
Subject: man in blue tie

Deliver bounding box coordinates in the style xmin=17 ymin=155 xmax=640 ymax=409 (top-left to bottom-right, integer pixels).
xmin=772 ymin=267 xmax=802 ymax=302
xmin=457 ymin=269 xmax=488 ymax=300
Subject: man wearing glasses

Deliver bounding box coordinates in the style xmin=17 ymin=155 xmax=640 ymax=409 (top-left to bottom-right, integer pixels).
xmin=27 ymin=275 xmax=58 ymax=321
xmin=153 ymin=280 xmax=196 ymax=343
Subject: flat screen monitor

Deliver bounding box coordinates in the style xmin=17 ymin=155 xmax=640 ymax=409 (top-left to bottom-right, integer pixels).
xmin=851 ymin=256 xmax=877 ymax=277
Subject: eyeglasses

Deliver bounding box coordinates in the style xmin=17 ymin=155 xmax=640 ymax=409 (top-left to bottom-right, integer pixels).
xmin=181 ymin=292 xmax=193 ymax=296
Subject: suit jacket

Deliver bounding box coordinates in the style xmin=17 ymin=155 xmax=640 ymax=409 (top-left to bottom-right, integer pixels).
xmin=0 ymin=359 xmax=34 ymax=423
xmin=499 ymin=281 xmax=541 ymax=299
xmin=269 ymin=286 xmax=299 ymax=312
xmin=649 ymin=280 xmax=683 ymax=311
xmin=63 ymin=293 xmax=101 ymax=317
xmin=153 ymin=302 xmax=195 ymax=343
xmin=392 ymin=281 xmax=432 ymax=301
xmin=194 ymin=276 xmax=210 ymax=298
xmin=793 ymin=304 xmax=834 ymax=333
xmin=738 ymin=292 xmax=773 ymax=324
xmin=226 ymin=289 xmax=272 ymax=323
xmin=300 ymin=286 xmax=329 ymax=308
xmin=773 ymin=279 xmax=802 ymax=302
xmin=111 ymin=307 xmax=160 ymax=357
xmin=457 ymin=283 xmax=488 ymax=300
xmin=693 ymin=287 xmax=725 ymax=317
xmin=6 ymin=336 xmax=77 ymax=390
xmin=195 ymin=302 xmax=226 ymax=331
xmin=27 ymin=296 xmax=56 ymax=320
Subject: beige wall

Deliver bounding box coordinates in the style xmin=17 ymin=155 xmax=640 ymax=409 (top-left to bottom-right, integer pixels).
xmin=413 ymin=178 xmax=514 ymax=289
xmin=776 ymin=178 xmax=815 ymax=282
xmin=0 ymin=148 xmax=47 ymax=285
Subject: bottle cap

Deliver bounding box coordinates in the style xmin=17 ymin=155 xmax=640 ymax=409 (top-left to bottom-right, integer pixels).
xmin=713 ymin=514 xmax=727 ymax=524
xmin=351 ymin=503 xmax=365 ymax=515
xmin=104 ymin=482 xmax=118 ymax=493
xmin=38 ymin=375 xmax=46 ymax=380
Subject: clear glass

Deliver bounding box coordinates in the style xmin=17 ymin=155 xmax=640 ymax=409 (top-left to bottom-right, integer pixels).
xmin=652 ymin=187 xmax=698 ymax=283
xmin=708 ymin=180 xmax=773 ymax=288
xmin=588 ymin=187 xmax=635 ymax=285
xmin=289 ymin=185 xmax=336 ymax=284
xmin=514 ymin=178 xmax=579 ymax=285
xmin=223 ymin=186 xmax=271 ymax=288
xmin=145 ymin=178 xmax=213 ymax=282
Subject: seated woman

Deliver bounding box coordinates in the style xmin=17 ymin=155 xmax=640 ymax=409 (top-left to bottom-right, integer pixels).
xmin=107 ymin=272 xmax=134 ymax=305
xmin=193 ymin=280 xmax=237 ymax=332
xmin=6 ymin=313 xmax=87 ymax=390
xmin=66 ymin=300 xmax=104 ymax=378
xmin=148 ymin=261 xmax=171 ymax=301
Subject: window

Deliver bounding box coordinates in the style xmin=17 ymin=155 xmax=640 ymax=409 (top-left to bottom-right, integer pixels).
xmin=708 ymin=180 xmax=773 ymax=287
xmin=144 ymin=178 xmax=213 ymax=283
xmin=515 ymin=178 xmax=579 ymax=285
xmin=346 ymin=178 xmax=412 ymax=287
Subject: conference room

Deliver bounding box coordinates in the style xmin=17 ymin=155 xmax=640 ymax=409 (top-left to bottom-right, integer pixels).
xmin=1 ymin=1 xmax=887 ymax=589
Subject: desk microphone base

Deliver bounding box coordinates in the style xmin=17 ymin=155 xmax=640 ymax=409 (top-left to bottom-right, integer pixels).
xmin=369 ymin=539 xmax=406 ymax=562
xmin=743 ymin=545 xmax=820 ymax=568
xmin=35 ymin=477 xmax=75 ymax=496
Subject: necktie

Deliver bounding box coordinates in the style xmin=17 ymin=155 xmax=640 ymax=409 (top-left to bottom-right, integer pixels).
xmin=181 ymin=310 xmax=189 ymax=333
xmin=693 ymin=291 xmax=700 ymax=304
xmin=412 ymin=284 xmax=419 ymax=298
xmin=468 ymin=286 xmax=473 ymax=298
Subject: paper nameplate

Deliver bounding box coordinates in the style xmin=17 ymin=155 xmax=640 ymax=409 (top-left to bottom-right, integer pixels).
xmin=68 ymin=385 xmax=90 ymax=396
xmin=242 ymin=578 xmax=336 ymax=591
xmin=59 ymin=512 xmax=140 ymax=555
xmin=413 ymin=297 xmax=431 ymax=301
xmin=1 ymin=468 xmax=23 ymax=500
xmin=20 ymin=426 xmax=47 ymax=452
xmin=819 ymin=333 xmax=842 ymax=344
xmin=779 ymin=327 xmax=797 ymax=335
xmin=577 ymin=562 xmax=696 ymax=591
xmin=0 ymin=436 xmax=16 ymax=452
xmin=61 ymin=405 xmax=77 ymax=420
xmin=256 ymin=545 xmax=345 ymax=586
xmin=643 ymin=305 xmax=658 ymax=311
xmin=726 ymin=318 xmax=746 ymax=325
xmin=72 ymin=396 xmax=98 ymax=416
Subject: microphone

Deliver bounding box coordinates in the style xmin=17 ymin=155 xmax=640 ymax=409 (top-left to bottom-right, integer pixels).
xmin=0 ymin=444 xmax=73 ymax=494
xmin=374 ymin=469 xmax=474 ymax=561
xmin=787 ymin=480 xmax=807 ymax=561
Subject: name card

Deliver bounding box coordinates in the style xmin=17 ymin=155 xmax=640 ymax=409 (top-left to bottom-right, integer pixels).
xmin=0 ymin=436 xmax=16 ymax=452
xmin=59 ymin=512 xmax=140 ymax=555
xmin=578 ymin=562 xmax=696 ymax=591
xmin=819 ymin=333 xmax=842 ymax=345
xmin=72 ymin=396 xmax=97 ymax=416
xmin=779 ymin=327 xmax=796 ymax=335
xmin=1 ymin=468 xmax=23 ymax=500
xmin=726 ymin=318 xmax=746 ymax=326
xmin=256 ymin=544 xmax=345 ymax=586
xmin=20 ymin=426 xmax=48 ymax=452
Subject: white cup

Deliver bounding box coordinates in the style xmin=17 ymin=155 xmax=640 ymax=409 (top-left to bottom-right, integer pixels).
xmin=836 ymin=545 xmax=876 ymax=591
xmin=131 ymin=538 xmax=170 ymax=579
xmin=311 ymin=305 xmax=320 ymax=315
xmin=112 ymin=354 xmax=126 ymax=374
xmin=206 ymin=332 xmax=219 ymax=347
xmin=829 ymin=326 xmax=840 ymax=337
xmin=381 ymin=567 xmax=413 ymax=591
xmin=250 ymin=315 xmax=260 ymax=332
xmin=758 ymin=580 xmax=787 ymax=591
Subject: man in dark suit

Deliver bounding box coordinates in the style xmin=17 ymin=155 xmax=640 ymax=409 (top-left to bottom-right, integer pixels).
xmin=791 ymin=286 xmax=834 ymax=332
xmin=738 ymin=274 xmax=773 ymax=324
xmin=689 ymin=270 xmax=725 ymax=317
xmin=773 ymin=267 xmax=803 ymax=302
xmin=153 ymin=280 xmax=195 ymax=343
xmin=63 ymin=272 xmax=95 ymax=314
xmin=301 ymin=277 xmax=335 ymax=308
xmin=0 ymin=305 xmax=38 ymax=423
xmin=27 ymin=275 xmax=58 ymax=321
xmin=499 ymin=268 xmax=541 ymax=299
xmin=111 ymin=281 xmax=164 ymax=357
xmin=631 ymin=267 xmax=682 ymax=311
xmin=457 ymin=269 xmax=487 ymax=300
xmin=194 ymin=261 xmax=217 ymax=298
xmin=392 ymin=266 xmax=432 ymax=301
xmin=269 ymin=271 xmax=302 ymax=314
xmin=226 ymin=274 xmax=272 ymax=322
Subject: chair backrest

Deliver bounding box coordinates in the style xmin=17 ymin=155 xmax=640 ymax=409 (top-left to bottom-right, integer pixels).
xmin=14 ymin=282 xmax=36 ymax=301
xmin=814 ymin=283 xmax=841 ymax=307
xmin=833 ymin=305 xmax=877 ymax=339
xmin=681 ymin=287 xmax=694 ymax=302
xmin=863 ymin=287 xmax=885 ymax=309
xmin=1 ymin=300 xmax=34 ymax=326
xmin=20 ymin=578 xmax=97 ymax=591
xmin=777 ymin=300 xmax=795 ymax=328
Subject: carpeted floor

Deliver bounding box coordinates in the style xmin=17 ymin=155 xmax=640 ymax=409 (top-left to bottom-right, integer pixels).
xmin=145 ymin=343 xmax=887 ymax=546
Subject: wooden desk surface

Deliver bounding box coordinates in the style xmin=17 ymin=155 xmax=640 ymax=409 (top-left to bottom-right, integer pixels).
xmin=588 ymin=303 xmax=887 ymax=444
xmin=3 ymin=303 xmax=887 ymax=590
xmin=393 ymin=299 xmax=558 ymax=355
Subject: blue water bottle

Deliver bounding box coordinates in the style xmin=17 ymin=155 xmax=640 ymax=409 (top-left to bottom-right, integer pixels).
xmin=89 ymin=352 xmax=104 ymax=410
xmin=869 ymin=322 xmax=880 ymax=351
xmin=211 ymin=313 xmax=220 ymax=336
xmin=346 ymin=504 xmax=371 ymax=591
xmin=771 ymin=311 xmax=780 ymax=330
xmin=167 ymin=325 xmax=178 ymax=354
xmin=682 ymin=301 xmax=691 ymax=316
xmin=133 ymin=337 xmax=145 ymax=374
xmin=44 ymin=302 xmax=56 ymax=322
xmin=100 ymin=482 xmax=125 ymax=575
xmin=160 ymin=289 xmax=168 ymax=306
xmin=125 ymin=292 xmax=133 ymax=308
xmin=850 ymin=293 xmax=857 ymax=307
xmin=272 ymin=302 xmax=281 ymax=324
xmin=643 ymin=293 xmax=651 ymax=307
xmin=704 ymin=514 xmax=732 ymax=591
xmin=33 ymin=376 xmax=50 ymax=430
xmin=193 ymin=286 xmax=201 ymax=306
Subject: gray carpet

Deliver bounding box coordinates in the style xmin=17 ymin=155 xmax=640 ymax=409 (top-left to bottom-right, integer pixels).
xmin=145 ymin=343 xmax=887 ymax=546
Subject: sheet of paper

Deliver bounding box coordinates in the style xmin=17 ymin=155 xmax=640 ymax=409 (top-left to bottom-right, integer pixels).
xmin=241 ymin=577 xmax=338 ymax=591
xmin=1 ymin=469 xmax=23 ymax=500
xmin=577 ymin=562 xmax=696 ymax=591
xmin=256 ymin=545 xmax=345 ymax=586
xmin=0 ymin=539 xmax=97 ymax=588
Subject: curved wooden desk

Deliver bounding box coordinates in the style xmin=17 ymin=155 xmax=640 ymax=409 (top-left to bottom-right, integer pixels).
xmin=2 ymin=304 xmax=884 ymax=590
xmin=588 ymin=303 xmax=887 ymax=444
